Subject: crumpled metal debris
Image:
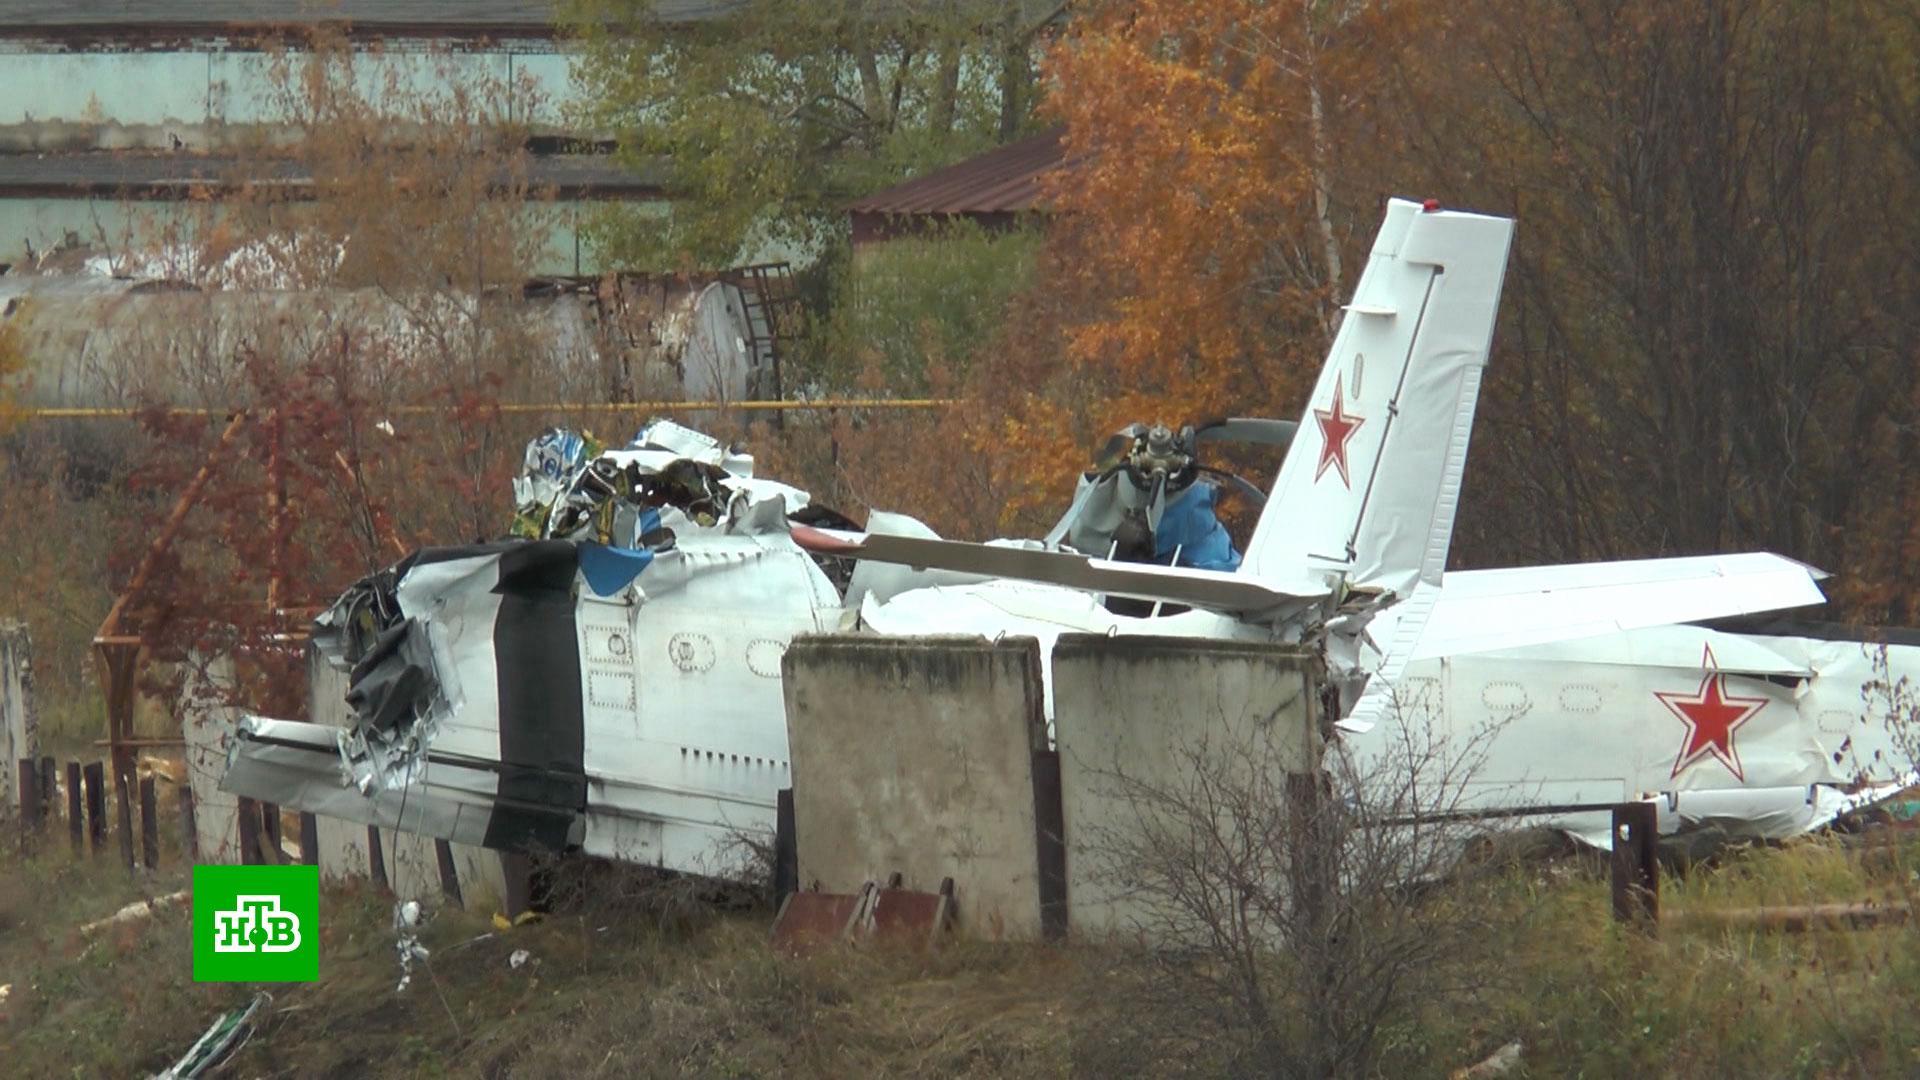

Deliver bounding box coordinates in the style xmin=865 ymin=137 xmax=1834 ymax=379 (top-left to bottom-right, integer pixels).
xmin=301 ymin=419 xmax=834 ymax=775
xmin=510 ymin=423 xmax=735 ymax=547
xmin=151 ymin=991 xmax=270 ymax=1079
xmin=492 ymin=910 xmax=542 ymax=931
xmin=393 ymin=900 xmax=431 ymax=993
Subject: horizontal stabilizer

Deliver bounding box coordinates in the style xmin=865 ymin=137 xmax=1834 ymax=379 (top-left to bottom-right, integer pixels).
xmin=791 ymin=526 xmax=1320 ymax=615
xmin=1410 ymin=553 xmax=1829 ymax=660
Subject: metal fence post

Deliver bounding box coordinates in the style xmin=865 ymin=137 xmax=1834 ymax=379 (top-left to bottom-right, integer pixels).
xmin=37 ymin=756 xmax=55 ymax=824
xmin=115 ymin=770 xmax=136 ymax=871
xmin=17 ymin=758 xmax=39 ymax=850
xmin=82 ymin=762 xmax=105 ymax=851
xmin=367 ymin=825 xmax=388 ymax=890
xmin=434 ymin=838 xmax=463 ymax=907
xmin=1610 ymin=801 xmax=1659 ymax=931
xmin=139 ymin=776 xmax=159 ymax=869
xmin=65 ymin=761 xmax=82 ymax=854
xmin=177 ymin=783 xmax=198 ymax=862
xmin=299 ymin=812 xmax=319 ymax=866
xmin=236 ymin=796 xmax=262 ymax=865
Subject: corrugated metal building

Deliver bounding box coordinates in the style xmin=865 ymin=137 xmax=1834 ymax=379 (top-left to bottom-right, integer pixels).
xmin=0 ymin=2 xmax=744 ymax=275
xmin=848 ymin=127 xmax=1067 ymax=246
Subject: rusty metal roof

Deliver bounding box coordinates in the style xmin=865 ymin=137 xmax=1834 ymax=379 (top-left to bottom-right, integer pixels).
xmin=0 ymin=2 xmax=742 ymax=39
xmin=849 ymin=128 xmax=1066 ymax=217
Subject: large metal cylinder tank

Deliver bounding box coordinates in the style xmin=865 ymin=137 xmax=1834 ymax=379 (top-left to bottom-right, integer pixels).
xmin=1 ymin=269 xmax=772 ymax=410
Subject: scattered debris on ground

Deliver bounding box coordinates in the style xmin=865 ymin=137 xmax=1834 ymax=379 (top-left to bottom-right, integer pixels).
xmin=151 ymin=991 xmax=269 ymax=1080
xmin=80 ymin=889 xmax=190 ymax=936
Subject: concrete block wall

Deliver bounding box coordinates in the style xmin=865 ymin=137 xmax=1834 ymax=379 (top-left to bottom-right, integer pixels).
xmin=182 ymin=654 xmax=245 ymax=863
xmin=1051 ymin=634 xmax=1322 ymax=939
xmin=781 ymin=632 xmax=1323 ymax=944
xmin=0 ymin=622 xmax=39 ymax=812
xmin=782 ymin=634 xmax=1052 ymax=940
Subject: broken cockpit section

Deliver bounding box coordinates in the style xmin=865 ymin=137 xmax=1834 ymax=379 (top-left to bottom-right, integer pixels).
xmin=223 ymin=419 xmax=859 ymax=853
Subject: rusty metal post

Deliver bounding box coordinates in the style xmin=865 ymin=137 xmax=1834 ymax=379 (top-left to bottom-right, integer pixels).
xmin=17 ymin=759 xmax=39 ymax=848
xmin=261 ymin=802 xmax=284 ymax=863
xmin=66 ymin=761 xmax=82 ymax=853
xmin=114 ymin=769 xmax=136 ymax=871
xmin=38 ymin=756 xmax=56 ymax=823
xmin=774 ymin=788 xmax=798 ymax=912
xmin=434 ymin=838 xmax=462 ymax=906
xmin=367 ymin=825 xmax=388 ymax=890
xmin=177 ymin=783 xmax=198 ymax=862
xmin=1611 ymin=802 xmax=1660 ymax=930
xmin=98 ymin=643 xmax=141 ymax=809
xmin=1030 ymin=750 xmax=1068 ymax=941
xmin=139 ymin=776 xmax=159 ymax=869
xmin=299 ymin=812 xmax=319 ymax=866
xmin=236 ymin=796 xmax=262 ymax=865
xmin=82 ymin=761 xmax=105 ymax=850
xmin=92 ymin=411 xmax=248 ymax=797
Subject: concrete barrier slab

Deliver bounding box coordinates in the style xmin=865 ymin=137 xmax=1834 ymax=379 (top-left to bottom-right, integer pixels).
xmin=1052 ymin=634 xmax=1322 ymax=939
xmin=782 ymin=635 xmax=1049 ymax=940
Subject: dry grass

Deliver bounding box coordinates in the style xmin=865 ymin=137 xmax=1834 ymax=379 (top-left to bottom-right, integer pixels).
xmin=6 ymin=829 xmax=1920 ymax=1078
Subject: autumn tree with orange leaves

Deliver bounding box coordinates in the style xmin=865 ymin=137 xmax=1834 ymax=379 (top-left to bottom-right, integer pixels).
xmin=893 ymin=0 xmax=1410 ymax=535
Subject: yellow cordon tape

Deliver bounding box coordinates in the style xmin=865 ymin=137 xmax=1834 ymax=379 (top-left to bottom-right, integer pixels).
xmin=21 ymin=399 xmax=961 ymax=420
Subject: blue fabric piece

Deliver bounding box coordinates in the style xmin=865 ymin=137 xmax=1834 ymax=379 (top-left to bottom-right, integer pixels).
xmin=638 ymin=507 xmax=662 ymax=537
xmin=1154 ymin=482 xmax=1242 ymax=572
xmin=578 ymin=543 xmax=655 ymax=597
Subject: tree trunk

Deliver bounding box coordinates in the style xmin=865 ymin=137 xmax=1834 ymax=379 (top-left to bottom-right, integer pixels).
xmin=1308 ymin=77 xmax=1342 ymax=324
xmin=932 ymin=43 xmax=961 ymax=135
xmin=999 ymin=11 xmax=1030 ymax=141
xmin=856 ymin=47 xmax=889 ymax=132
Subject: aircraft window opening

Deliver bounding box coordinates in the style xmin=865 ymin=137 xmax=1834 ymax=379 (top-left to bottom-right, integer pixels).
xmin=1558 ymin=684 xmax=1603 ymax=714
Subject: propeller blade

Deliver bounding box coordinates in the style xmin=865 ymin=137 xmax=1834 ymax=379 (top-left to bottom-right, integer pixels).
xmin=1192 ymin=417 xmax=1298 ymax=448
xmin=1093 ymin=424 xmax=1145 ymax=471
xmin=1196 ymin=466 xmax=1269 ymax=508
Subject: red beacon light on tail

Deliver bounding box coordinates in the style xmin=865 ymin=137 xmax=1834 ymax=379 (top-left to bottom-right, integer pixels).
xmin=1422 ymin=198 xmax=1442 ymax=212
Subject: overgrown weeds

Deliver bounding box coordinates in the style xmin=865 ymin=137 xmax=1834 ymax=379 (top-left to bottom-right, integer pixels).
xmin=7 ymin=825 xmax=1920 ymax=1077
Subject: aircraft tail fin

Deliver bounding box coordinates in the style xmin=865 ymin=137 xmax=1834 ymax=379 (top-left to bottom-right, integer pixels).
xmin=1242 ymin=199 xmax=1514 ymax=599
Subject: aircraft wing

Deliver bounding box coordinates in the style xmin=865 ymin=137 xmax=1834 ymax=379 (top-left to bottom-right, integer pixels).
xmin=1410 ymin=553 xmax=1829 ymax=660
xmin=1341 ymin=553 xmax=1828 ymax=731
xmin=791 ymin=526 xmax=1324 ymax=615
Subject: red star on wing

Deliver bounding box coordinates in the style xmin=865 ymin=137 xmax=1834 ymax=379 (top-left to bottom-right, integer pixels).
xmin=1313 ymin=373 xmax=1365 ymax=487
xmin=1654 ymin=645 xmax=1767 ymax=781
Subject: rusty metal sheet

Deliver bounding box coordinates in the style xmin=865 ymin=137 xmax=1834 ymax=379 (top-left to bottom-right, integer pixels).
xmin=867 ymin=885 xmax=953 ymax=949
xmin=769 ymin=885 xmax=870 ymax=953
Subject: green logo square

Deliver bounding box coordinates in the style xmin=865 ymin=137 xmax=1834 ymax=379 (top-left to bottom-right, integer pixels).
xmin=192 ymin=865 xmax=319 ymax=983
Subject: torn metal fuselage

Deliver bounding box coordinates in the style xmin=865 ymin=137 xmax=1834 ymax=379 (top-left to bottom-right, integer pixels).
xmin=224 ymin=421 xmax=848 ymax=877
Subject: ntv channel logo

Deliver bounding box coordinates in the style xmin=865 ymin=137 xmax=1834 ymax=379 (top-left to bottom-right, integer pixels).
xmin=193 ymin=865 xmax=319 ymax=982
xmin=213 ymin=895 xmax=302 ymax=953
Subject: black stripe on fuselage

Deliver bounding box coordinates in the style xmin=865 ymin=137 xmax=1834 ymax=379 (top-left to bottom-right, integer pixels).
xmin=485 ymin=540 xmax=588 ymax=852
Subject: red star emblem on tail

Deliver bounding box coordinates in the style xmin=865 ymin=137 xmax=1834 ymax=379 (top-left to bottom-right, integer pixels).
xmin=1654 ymin=645 xmax=1767 ymax=780
xmin=1313 ymin=373 xmax=1365 ymax=487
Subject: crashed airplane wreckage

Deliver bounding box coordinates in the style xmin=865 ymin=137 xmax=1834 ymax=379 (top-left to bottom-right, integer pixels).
xmin=225 ymin=420 xmax=856 ymax=869
xmin=225 ymin=198 xmax=1920 ymax=879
